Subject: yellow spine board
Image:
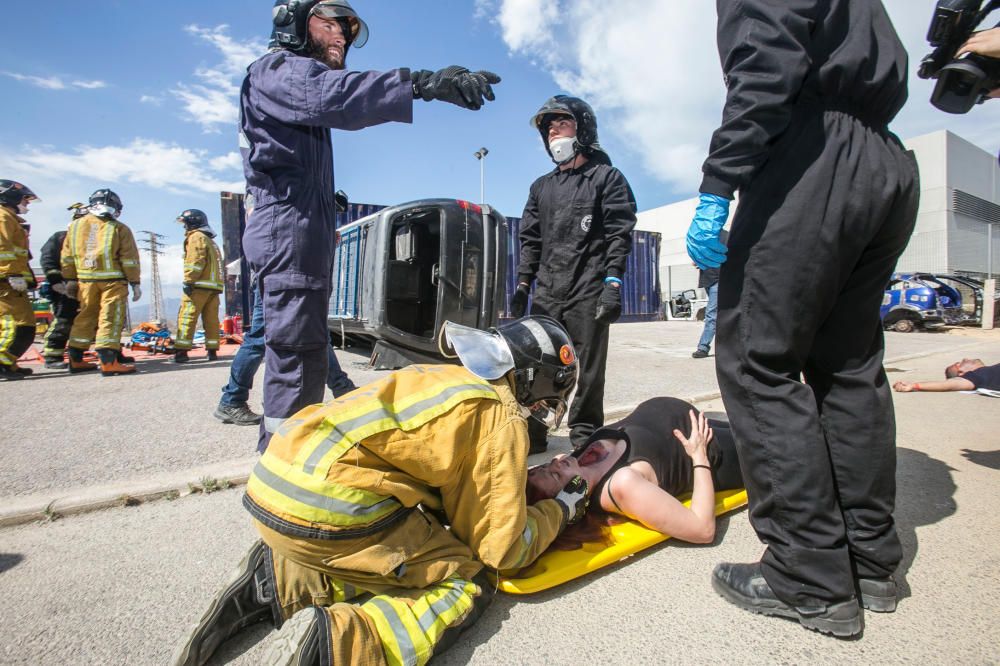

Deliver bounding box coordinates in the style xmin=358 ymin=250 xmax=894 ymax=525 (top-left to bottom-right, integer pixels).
xmin=492 ymin=488 xmax=748 ymax=595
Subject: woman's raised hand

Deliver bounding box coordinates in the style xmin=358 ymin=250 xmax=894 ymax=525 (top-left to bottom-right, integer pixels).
xmin=673 ymin=410 xmax=713 ymax=466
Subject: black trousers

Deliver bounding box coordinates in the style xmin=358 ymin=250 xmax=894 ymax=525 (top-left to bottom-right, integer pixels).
xmin=716 ymin=110 xmax=919 ymax=607
xmin=531 ymin=294 xmax=609 ymax=447
xmin=42 ymin=292 xmax=79 ymax=359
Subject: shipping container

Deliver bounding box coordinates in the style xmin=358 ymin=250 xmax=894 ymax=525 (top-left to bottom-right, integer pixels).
xmin=500 ymin=215 xmax=662 ymax=322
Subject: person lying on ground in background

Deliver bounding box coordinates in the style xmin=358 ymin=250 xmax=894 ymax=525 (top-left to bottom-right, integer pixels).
xmin=526 ymin=397 xmax=743 ymax=549
xmin=893 ymin=358 xmax=1000 ymax=393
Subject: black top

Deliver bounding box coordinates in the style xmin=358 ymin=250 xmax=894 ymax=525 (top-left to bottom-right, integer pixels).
xmin=965 ymin=364 xmax=1000 ymax=391
xmin=575 ymin=397 xmax=743 ymax=505
xmin=517 ymin=159 xmax=637 ymax=305
xmin=40 ymin=230 xmax=67 ymax=282
xmin=700 ymin=0 xmax=909 ymax=199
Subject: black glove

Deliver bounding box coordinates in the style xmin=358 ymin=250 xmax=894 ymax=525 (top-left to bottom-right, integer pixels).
xmin=554 ymin=475 xmax=590 ymax=525
xmin=595 ymin=282 xmax=622 ymax=325
xmin=411 ymin=66 xmax=501 ymax=110
xmin=182 ymin=283 xmax=193 ymax=297
xmin=510 ymin=282 xmax=530 ymax=318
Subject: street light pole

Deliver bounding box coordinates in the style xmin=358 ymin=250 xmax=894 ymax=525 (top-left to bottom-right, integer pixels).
xmin=473 ymin=147 xmax=489 ymax=204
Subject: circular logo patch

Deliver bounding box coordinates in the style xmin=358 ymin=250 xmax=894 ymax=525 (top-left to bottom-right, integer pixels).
xmin=580 ymin=214 xmax=592 ymax=233
xmin=559 ymin=344 xmax=575 ymax=365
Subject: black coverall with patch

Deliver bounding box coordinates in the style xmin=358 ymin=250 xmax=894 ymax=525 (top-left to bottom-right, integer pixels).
xmin=517 ymin=157 xmax=636 ymax=447
xmin=40 ymin=230 xmax=79 ymax=360
xmin=702 ymin=0 xmax=919 ymax=607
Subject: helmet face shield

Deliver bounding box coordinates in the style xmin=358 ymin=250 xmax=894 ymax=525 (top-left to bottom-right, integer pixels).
xmin=441 ymin=321 xmax=515 ymax=380
xmin=530 ymin=399 xmax=568 ymax=432
xmin=311 ymin=1 xmax=369 ymax=47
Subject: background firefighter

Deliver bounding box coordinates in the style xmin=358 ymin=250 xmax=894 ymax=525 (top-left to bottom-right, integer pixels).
xmin=61 ymin=189 xmax=143 ymax=377
xmin=511 ymin=95 xmax=637 ymax=452
xmin=38 ymin=203 xmax=86 ymax=369
xmin=240 ymin=0 xmax=501 ymax=453
xmin=172 ymin=316 xmax=591 ymax=666
xmin=173 ymin=209 xmax=223 ymax=364
xmin=687 ymin=0 xmax=920 ymax=637
xmin=0 ymin=180 xmax=39 ymax=381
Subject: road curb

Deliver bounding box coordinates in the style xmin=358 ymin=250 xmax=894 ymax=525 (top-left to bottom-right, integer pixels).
xmin=0 ymin=458 xmax=256 ymax=528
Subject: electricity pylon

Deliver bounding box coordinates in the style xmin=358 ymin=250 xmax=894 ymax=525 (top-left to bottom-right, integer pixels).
xmin=139 ymin=231 xmax=167 ymax=324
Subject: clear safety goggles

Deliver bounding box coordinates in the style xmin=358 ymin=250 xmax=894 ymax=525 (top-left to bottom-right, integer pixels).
xmin=311 ymin=2 xmax=369 ymax=47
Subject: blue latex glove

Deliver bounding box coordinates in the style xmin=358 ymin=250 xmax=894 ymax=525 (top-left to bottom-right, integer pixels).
xmin=686 ymin=193 xmax=731 ymax=270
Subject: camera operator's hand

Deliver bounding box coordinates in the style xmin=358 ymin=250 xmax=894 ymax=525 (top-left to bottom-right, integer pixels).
xmin=958 ymin=27 xmax=1000 ymax=59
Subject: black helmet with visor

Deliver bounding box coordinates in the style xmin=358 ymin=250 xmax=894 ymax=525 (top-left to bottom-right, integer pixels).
xmin=530 ymin=95 xmax=610 ymax=165
xmin=441 ymin=315 xmax=579 ymax=431
xmin=270 ymin=0 xmax=369 ymax=52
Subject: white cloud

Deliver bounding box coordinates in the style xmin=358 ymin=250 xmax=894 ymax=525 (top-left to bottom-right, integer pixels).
xmin=3 ymin=72 xmax=108 ymax=90
xmin=71 ymin=80 xmax=108 ymax=90
xmin=140 ymin=95 xmax=164 ymax=106
xmin=488 ymin=0 xmax=1000 ymax=195
xmin=171 ymin=25 xmax=267 ymax=132
xmin=209 ymin=152 xmax=243 ymax=172
xmin=0 ymin=140 xmax=244 ymax=247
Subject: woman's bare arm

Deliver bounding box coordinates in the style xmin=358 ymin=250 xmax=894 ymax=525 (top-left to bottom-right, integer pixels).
xmin=602 ymin=411 xmax=718 ymax=544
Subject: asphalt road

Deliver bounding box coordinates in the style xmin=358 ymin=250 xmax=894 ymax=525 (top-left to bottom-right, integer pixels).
xmin=0 ymin=323 xmax=997 ymax=664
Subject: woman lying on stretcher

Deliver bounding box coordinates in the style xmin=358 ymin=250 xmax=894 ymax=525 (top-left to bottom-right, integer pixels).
xmin=526 ymin=397 xmax=744 ymax=548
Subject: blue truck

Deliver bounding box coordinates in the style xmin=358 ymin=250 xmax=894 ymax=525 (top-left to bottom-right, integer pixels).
xmin=881 ymin=272 xmax=965 ymax=332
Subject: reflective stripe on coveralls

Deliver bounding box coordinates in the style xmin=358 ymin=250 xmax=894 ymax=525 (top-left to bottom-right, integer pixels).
xmin=174 ymin=290 xmax=220 ymax=350
xmin=61 ymin=214 xmax=141 ymax=283
xmin=247 ymin=370 xmax=499 ymax=530
xmin=183 ymin=229 xmax=224 ymax=291
xmin=361 ymin=577 xmax=480 ymax=666
xmin=68 ymin=281 xmax=129 ymax=351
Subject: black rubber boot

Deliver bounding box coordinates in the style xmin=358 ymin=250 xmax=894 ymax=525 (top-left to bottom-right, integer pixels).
xmin=261 ymin=606 xmax=325 ymax=666
xmin=0 ymin=365 xmax=25 ymax=381
xmin=207 ymin=349 xmax=219 ymax=361
xmin=13 ymin=366 xmax=33 ymax=376
xmin=174 ymin=350 xmax=190 ymax=364
xmin=858 ymin=577 xmax=897 ymax=613
xmin=44 ymin=357 xmax=68 ymax=369
xmin=711 ymin=562 xmax=862 ymax=638
xmin=171 ymin=540 xmax=279 ymax=666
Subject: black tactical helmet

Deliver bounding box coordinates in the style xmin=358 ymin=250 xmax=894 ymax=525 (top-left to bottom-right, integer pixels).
xmin=0 ymin=180 xmax=39 ymax=209
xmin=270 ymin=0 xmax=369 ymax=52
xmin=530 ymin=95 xmax=610 ymax=165
xmin=442 ymin=315 xmax=578 ymax=429
xmin=89 ymin=189 xmax=123 ymax=218
xmin=177 ymin=209 xmax=210 ymax=231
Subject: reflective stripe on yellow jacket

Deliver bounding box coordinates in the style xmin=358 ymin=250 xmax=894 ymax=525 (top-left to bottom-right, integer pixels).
xmin=183 ymin=229 xmax=223 ymax=291
xmin=0 ymin=207 xmax=31 ymax=280
xmin=61 ymin=214 xmax=140 ymax=282
xmin=245 ymin=363 xmax=566 ymax=571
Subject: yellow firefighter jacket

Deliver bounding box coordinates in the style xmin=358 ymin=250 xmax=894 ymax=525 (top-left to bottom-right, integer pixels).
xmin=61 ymin=213 xmax=140 ymax=283
xmin=183 ymin=229 xmax=223 ymax=291
xmin=245 ymin=363 xmax=566 ymax=572
xmin=0 ymin=207 xmax=31 ymax=280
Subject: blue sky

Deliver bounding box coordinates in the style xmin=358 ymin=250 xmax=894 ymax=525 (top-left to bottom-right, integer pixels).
xmin=2 ymin=1 xmax=998 ymax=295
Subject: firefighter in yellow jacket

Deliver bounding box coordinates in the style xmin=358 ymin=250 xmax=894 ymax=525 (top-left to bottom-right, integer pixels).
xmin=0 ymin=180 xmax=39 ymax=381
xmin=174 ymin=316 xmax=590 ymax=666
xmin=173 ymin=209 xmax=223 ymax=364
xmin=61 ymin=189 xmax=142 ymax=376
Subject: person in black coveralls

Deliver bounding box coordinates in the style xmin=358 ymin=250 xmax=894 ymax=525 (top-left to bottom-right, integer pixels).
xmin=686 ymin=0 xmax=920 ymax=637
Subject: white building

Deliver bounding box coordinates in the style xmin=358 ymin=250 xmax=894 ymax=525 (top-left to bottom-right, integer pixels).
xmin=638 ymin=129 xmax=1000 ymax=301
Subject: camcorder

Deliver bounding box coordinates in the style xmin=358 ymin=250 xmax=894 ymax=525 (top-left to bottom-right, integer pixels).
xmin=918 ymin=0 xmax=1000 ymax=114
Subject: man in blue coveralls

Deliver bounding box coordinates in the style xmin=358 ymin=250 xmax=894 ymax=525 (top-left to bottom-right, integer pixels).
xmin=241 ymin=0 xmax=501 ymax=451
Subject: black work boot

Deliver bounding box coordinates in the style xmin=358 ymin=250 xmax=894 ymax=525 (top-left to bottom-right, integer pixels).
xmin=261 ymin=606 xmax=326 ymax=666
xmin=214 ymin=403 xmax=262 ymax=426
xmin=171 ymin=540 xmax=279 ymax=666
xmin=44 ymin=356 xmax=68 ymax=369
xmin=13 ymin=365 xmax=33 ymax=376
xmin=711 ymin=562 xmax=862 ymax=638
xmin=207 ymin=349 xmax=219 ymax=361
xmin=858 ymin=576 xmax=897 ymax=613
xmin=174 ymin=350 xmax=190 ymax=364
xmin=0 ymin=365 xmax=25 ymax=381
